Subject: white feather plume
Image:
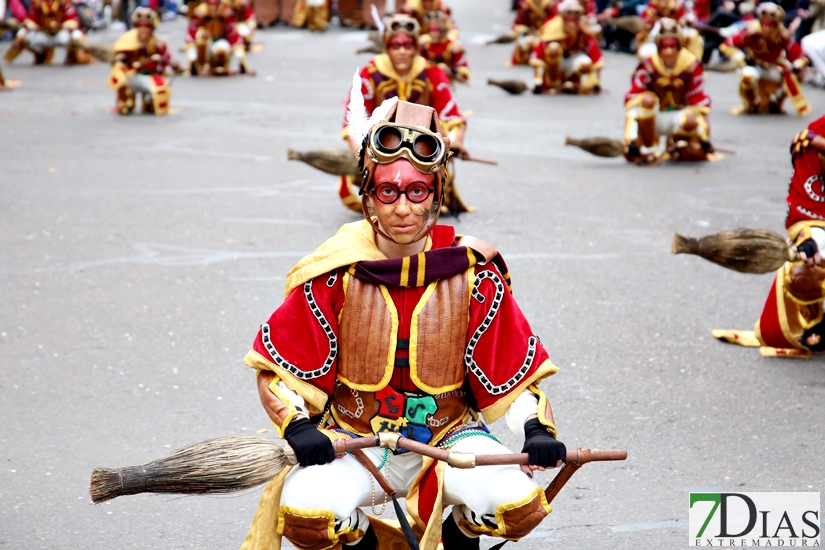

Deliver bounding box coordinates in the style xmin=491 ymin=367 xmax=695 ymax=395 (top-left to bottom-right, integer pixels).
xmin=371 ymin=4 xmax=385 ymax=34
xmin=346 ymin=70 xmax=398 ymax=150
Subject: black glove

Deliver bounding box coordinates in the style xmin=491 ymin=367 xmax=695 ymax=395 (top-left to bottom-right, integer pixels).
xmin=521 ymin=418 xmax=566 ymax=468
xmin=797 ymin=239 xmax=819 ymax=260
xmin=283 ymin=418 xmax=335 ymax=467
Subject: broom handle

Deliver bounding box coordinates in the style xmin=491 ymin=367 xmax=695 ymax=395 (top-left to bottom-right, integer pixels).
xmin=330 ymin=437 xmax=626 ymax=467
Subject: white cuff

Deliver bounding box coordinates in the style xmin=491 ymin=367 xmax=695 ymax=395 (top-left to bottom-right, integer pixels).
xmin=277 ymin=380 xmax=308 ymax=416
xmin=504 ymin=389 xmax=539 ymax=437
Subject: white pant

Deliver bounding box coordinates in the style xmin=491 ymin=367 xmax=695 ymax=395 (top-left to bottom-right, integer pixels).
xmin=561 ymin=52 xmax=592 ymax=77
xmin=186 ymin=38 xmax=231 ymax=62
xmin=280 ymin=435 xmax=543 ymax=539
xmin=19 ymin=28 xmax=83 ymax=52
xmin=626 ymin=108 xmax=689 ymax=142
xmin=126 ymin=73 xmax=153 ymax=94
xmin=742 ymin=65 xmax=782 ymax=83
xmin=802 ymin=30 xmax=825 ymax=76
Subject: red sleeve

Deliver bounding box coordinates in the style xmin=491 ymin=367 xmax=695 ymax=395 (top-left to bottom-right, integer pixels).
xmin=224 ymin=15 xmax=243 ymax=47
xmin=641 ymin=5 xmax=657 ymax=25
xmin=63 ymin=1 xmax=79 ymax=22
xmin=785 ymin=38 xmax=804 ymax=62
xmin=728 ymin=31 xmax=747 ymax=49
xmin=786 ymin=149 xmax=825 ymax=228
xmin=465 ymin=264 xmax=551 ymax=412
xmin=513 ymin=2 xmax=529 ymax=26
xmin=186 ymin=16 xmax=199 ymax=43
xmin=583 ymin=34 xmax=603 ymax=63
xmin=685 ymin=63 xmax=711 ymax=108
xmin=251 ymin=272 xmax=345 ymax=397
xmin=427 ymin=65 xmax=464 ymax=122
xmin=625 ymin=63 xmax=650 ymax=104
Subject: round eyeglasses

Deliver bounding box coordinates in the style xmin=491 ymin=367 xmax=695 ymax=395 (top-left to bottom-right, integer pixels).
xmin=371 ymin=182 xmax=434 ymax=204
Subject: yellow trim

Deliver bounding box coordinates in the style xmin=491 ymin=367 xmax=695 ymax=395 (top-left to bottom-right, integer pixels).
xmin=285 ymin=220 xmax=387 ymax=298
xmin=239 ymin=464 xmax=293 ymax=550
xmin=416 ymin=252 xmax=426 ymax=287
xmin=787 ymin=220 xmax=825 ymax=243
xmin=649 ymin=48 xmax=697 ymax=79
xmin=336 ymin=284 xmax=398 ymax=391
xmin=493 ymin=487 xmax=552 ymax=539
xmin=266 ymin=375 xmax=298 ymax=438
xmin=773 ymin=268 xmax=808 ymax=351
xmin=372 ymin=54 xmax=429 ymax=101
xmin=244 ymin=349 xmax=329 ymax=415
xmin=401 ymin=256 xmax=411 ymax=287
xmin=527 ymin=384 xmax=557 ymax=438
xmin=480 ymin=358 xmax=559 ymax=424
xmin=405 ymin=456 xmax=446 ymax=546
xmin=276 ymin=505 xmax=340 ymax=545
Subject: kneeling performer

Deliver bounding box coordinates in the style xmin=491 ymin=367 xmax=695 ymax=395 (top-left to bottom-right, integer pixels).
xmin=240 ymin=99 xmax=566 ymax=550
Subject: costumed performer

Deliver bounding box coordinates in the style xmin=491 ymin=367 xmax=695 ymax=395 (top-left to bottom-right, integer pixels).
xmin=240 ymin=97 xmax=566 ymax=550
xmin=107 ymin=7 xmax=173 ymax=116
xmin=623 ymin=18 xmax=714 ymax=163
xmin=510 ymin=0 xmax=554 ymax=65
xmin=339 ymin=14 xmax=472 ymax=215
xmin=418 ymin=10 xmax=470 ymax=84
xmin=714 ymin=116 xmax=825 ymax=358
xmin=529 ymin=0 xmax=604 ymax=95
xmin=719 ymin=2 xmax=811 ymax=116
xmin=186 ymin=0 xmax=250 ymax=75
xmin=636 ymin=0 xmax=704 ymax=61
xmin=4 ymin=0 xmax=90 ymax=65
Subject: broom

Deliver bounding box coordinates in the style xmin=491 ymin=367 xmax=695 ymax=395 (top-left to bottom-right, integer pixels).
xmin=565 ymin=136 xmax=625 ymax=157
xmin=90 ymin=435 xmax=627 ymax=504
xmin=487 ymin=78 xmax=528 ymax=95
xmin=287 ymin=148 xmax=360 ymax=176
xmin=672 ymin=229 xmax=799 ymax=274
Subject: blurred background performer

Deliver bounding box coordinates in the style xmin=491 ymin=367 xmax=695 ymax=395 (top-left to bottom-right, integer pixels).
xmin=623 ymin=19 xmax=713 ymax=163
xmin=340 ymin=14 xmax=472 ymax=214
xmin=720 ymin=2 xmax=811 ymax=115
xmin=418 ymin=10 xmax=470 ymax=84
xmin=107 ymin=7 xmax=172 ymax=115
xmin=529 ymin=0 xmax=604 ymax=94
xmin=186 ymin=0 xmax=250 ymax=75
xmin=4 ymin=0 xmax=91 ymax=65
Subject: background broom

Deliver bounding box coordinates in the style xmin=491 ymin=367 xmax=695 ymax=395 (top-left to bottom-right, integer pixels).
xmin=672 ymin=229 xmax=799 ymax=273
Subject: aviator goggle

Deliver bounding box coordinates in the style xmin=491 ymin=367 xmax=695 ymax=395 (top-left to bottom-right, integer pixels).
xmin=367 ymin=122 xmax=448 ymax=175
xmin=385 ymin=18 xmax=421 ymax=38
xmin=757 ymin=5 xmax=784 ymax=21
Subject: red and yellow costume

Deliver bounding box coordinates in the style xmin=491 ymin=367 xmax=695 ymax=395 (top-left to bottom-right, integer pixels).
xmin=337 ymin=0 xmax=386 ymax=28
xmin=224 ymin=0 xmax=256 ymax=47
xmin=623 ymin=29 xmax=712 ymax=162
xmin=290 ymin=0 xmax=329 ymax=31
xmin=402 ymin=0 xmax=453 ymax=29
xmin=714 ymin=117 xmax=825 ymax=358
xmin=186 ymin=0 xmax=248 ymax=75
xmin=241 ymin=220 xmax=560 ymax=549
xmin=4 ymin=0 xmax=89 ymax=65
xmin=419 ymin=11 xmax=470 ymax=84
xmin=720 ymin=3 xmax=810 ymax=115
xmin=529 ymin=3 xmax=604 ymax=94
xmin=107 ymin=9 xmax=172 ymax=116
xmin=511 ymin=0 xmax=554 ymax=65
xmin=636 ymin=0 xmax=704 ymax=60
xmin=340 ymin=54 xmax=469 ymax=213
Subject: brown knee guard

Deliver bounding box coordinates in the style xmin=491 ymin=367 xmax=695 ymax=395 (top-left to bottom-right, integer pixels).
xmin=494 ymin=488 xmax=551 ymax=540
xmin=786 ymin=263 xmax=825 ymax=304
xmin=637 ymin=92 xmax=658 ymax=148
xmin=279 ymin=507 xmax=337 ymax=550
xmin=740 ymin=74 xmax=757 ymax=112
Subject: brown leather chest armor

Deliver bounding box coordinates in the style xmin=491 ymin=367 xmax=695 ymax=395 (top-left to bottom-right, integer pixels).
xmin=332 ymin=270 xmax=471 ymax=442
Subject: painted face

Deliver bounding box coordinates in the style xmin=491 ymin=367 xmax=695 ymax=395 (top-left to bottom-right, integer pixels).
xmin=427 ymin=21 xmax=445 ymax=41
xmin=368 ymin=159 xmax=436 ymax=245
xmin=387 ymin=34 xmax=417 ymax=73
xmin=659 ymin=37 xmax=680 ymax=62
xmin=136 ymin=23 xmax=153 ymax=42
xmin=562 ymin=11 xmax=581 ymax=32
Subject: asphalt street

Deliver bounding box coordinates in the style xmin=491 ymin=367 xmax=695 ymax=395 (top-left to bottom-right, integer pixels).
xmin=1 ymin=1 xmax=824 ymax=548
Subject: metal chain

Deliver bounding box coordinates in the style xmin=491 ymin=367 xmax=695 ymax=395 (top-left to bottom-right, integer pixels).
xmin=370 ymin=448 xmax=390 ymax=516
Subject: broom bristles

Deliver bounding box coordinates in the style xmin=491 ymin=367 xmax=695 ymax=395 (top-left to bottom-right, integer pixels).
xmin=90 ymin=436 xmax=288 ymax=504
xmin=671 ymin=229 xmax=792 ymax=274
